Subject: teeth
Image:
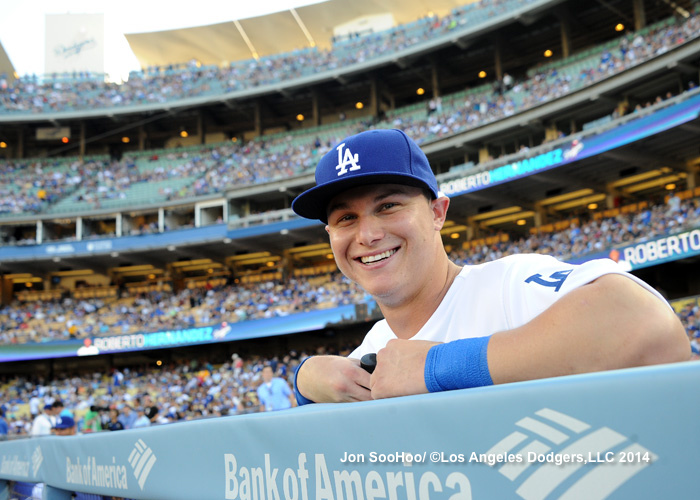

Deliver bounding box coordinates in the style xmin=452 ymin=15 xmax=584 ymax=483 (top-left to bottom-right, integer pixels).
xmin=360 ymin=249 xmax=397 ymax=264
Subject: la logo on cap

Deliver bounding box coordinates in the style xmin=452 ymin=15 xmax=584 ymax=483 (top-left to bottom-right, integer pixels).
xmin=335 ymin=143 xmax=361 ymax=176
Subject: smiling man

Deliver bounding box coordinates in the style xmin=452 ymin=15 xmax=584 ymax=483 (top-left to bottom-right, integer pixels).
xmin=291 ymin=128 xmax=689 ymax=404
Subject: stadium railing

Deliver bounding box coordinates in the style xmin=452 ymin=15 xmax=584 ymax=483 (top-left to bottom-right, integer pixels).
xmin=0 ymin=361 xmax=697 ymax=499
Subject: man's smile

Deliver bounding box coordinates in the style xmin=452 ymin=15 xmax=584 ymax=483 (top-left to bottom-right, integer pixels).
xmin=357 ymin=248 xmax=399 ymax=265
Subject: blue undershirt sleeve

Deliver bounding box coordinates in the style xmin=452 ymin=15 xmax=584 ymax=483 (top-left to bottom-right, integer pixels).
xmin=293 ymin=357 xmax=315 ymax=405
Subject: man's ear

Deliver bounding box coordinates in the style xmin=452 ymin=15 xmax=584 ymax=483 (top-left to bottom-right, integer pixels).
xmin=431 ymin=196 xmax=450 ymax=231
xmin=325 ymin=225 xmax=330 ymax=234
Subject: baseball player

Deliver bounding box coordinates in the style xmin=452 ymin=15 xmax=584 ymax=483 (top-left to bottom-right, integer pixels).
xmin=290 ymin=129 xmax=689 ymax=404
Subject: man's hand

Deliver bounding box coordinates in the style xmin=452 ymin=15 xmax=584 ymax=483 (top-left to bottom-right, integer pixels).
xmin=370 ymin=339 xmax=440 ymax=399
xmin=296 ymin=355 xmax=371 ymax=403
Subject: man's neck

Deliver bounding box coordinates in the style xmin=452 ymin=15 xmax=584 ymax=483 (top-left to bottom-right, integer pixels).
xmin=379 ymin=260 xmax=462 ymax=339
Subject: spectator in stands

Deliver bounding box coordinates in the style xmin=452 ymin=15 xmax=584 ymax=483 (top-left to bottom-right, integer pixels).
xmin=290 ymin=129 xmax=690 ymax=403
xmin=53 ymin=400 xmax=71 ymax=418
xmin=0 ymin=409 xmax=8 ymax=439
xmin=107 ymin=409 xmax=125 ymax=431
xmin=30 ymin=404 xmax=55 ymax=436
xmin=256 ymin=365 xmax=295 ymax=412
xmin=118 ymin=404 xmax=137 ymax=429
xmin=82 ymin=406 xmax=102 ymax=433
xmin=667 ymin=190 xmax=681 ymax=215
xmin=131 ymin=407 xmax=152 ymax=428
xmin=29 ymin=391 xmax=41 ymax=419
xmin=133 ymin=406 xmax=159 ymax=428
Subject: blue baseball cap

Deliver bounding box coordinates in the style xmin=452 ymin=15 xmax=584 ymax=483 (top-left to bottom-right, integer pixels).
xmin=53 ymin=415 xmax=75 ymax=429
xmin=292 ymin=129 xmax=439 ymax=223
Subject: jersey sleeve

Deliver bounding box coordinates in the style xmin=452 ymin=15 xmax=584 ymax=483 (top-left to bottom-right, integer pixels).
xmin=502 ymin=255 xmax=669 ymax=329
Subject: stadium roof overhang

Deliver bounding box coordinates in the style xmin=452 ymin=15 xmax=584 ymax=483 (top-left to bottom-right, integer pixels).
xmin=124 ymin=0 xmax=484 ymax=68
xmin=0 ymin=40 xmax=16 ymax=83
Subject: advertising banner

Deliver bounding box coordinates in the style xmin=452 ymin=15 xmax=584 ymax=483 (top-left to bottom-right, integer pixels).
xmin=1 ymin=362 xmax=698 ymax=499
xmin=439 ymin=93 xmax=700 ymax=197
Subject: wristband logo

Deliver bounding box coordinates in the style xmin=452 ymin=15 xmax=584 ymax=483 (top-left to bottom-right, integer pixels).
xmin=484 ymin=408 xmax=655 ymax=500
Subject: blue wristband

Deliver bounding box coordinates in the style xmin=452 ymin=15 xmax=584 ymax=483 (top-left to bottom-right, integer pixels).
xmin=293 ymin=357 xmax=315 ymax=406
xmin=424 ymin=336 xmax=493 ymax=392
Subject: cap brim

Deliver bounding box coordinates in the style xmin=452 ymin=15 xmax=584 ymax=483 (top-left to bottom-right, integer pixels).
xmin=292 ymin=172 xmax=437 ymax=223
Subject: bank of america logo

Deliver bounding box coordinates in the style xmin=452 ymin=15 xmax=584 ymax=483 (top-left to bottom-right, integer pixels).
xmin=129 ymin=439 xmax=157 ymax=490
xmin=31 ymin=446 xmax=43 ymax=477
xmin=486 ymin=408 xmax=656 ymax=500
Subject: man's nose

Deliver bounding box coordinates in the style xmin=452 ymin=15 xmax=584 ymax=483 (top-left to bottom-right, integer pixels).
xmin=355 ymin=215 xmax=384 ymax=246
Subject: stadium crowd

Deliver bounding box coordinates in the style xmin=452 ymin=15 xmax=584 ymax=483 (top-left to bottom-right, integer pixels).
xmin=0 ymin=193 xmax=698 ymax=347
xmin=0 ymin=272 xmax=369 ymax=344
xmin=0 ymin=345 xmax=336 ymax=438
xmin=1 ymin=8 xmax=699 ymax=219
xmin=0 ymin=288 xmax=697 ymax=441
xmin=0 ymin=0 xmax=536 ymax=114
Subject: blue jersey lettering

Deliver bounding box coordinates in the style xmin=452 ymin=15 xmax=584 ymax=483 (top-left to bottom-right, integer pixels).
xmin=524 ymin=269 xmax=573 ymax=292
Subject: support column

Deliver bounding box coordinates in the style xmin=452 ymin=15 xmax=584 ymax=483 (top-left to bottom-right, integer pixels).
xmin=466 ymin=216 xmax=482 ymax=240
xmin=254 ymin=100 xmax=262 ymax=137
xmin=17 ymin=128 xmax=24 ymax=158
xmin=606 ymin=193 xmax=616 ymax=209
xmin=311 ymin=90 xmax=320 ymax=126
xmin=684 ymin=161 xmax=699 ymax=190
xmin=79 ymin=121 xmax=86 ymax=158
xmin=387 ymin=92 xmax=395 ymax=111
xmin=478 ymin=147 xmax=492 ymax=164
xmin=116 ymin=213 xmax=122 ymax=237
xmin=369 ymin=77 xmax=379 ymax=118
xmin=560 ymin=17 xmax=571 ymax=58
xmin=493 ymin=41 xmax=503 ymax=81
xmin=197 ymin=110 xmax=205 ymax=144
xmin=158 ymin=208 xmax=165 ymax=233
xmin=431 ymin=61 xmax=441 ymax=98
xmin=534 ymin=203 xmax=548 ymax=226
xmin=633 ymin=0 xmax=646 ymax=31
xmin=0 ymin=277 xmax=13 ymax=305
xmin=37 ymin=220 xmax=43 ymax=244
xmin=76 ymin=217 xmax=83 ymax=241
xmin=138 ymin=125 xmax=146 ymax=151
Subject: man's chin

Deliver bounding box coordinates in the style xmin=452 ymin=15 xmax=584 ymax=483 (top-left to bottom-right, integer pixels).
xmin=367 ymin=287 xmax=405 ymax=307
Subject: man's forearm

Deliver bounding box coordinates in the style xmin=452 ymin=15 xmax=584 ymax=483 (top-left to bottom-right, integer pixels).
xmin=295 ymin=355 xmax=372 ymax=403
xmin=487 ymin=273 xmax=690 ymax=384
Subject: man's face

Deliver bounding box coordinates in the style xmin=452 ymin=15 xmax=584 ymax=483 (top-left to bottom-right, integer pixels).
xmin=325 ymin=184 xmax=448 ymax=307
xmin=262 ymin=367 xmax=273 ymax=383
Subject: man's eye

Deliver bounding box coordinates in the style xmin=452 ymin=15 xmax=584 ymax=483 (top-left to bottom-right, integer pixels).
xmin=380 ymin=203 xmax=397 ymax=211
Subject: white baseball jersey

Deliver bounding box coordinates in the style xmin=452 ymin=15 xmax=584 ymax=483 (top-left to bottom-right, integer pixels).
xmin=349 ymin=254 xmax=667 ymax=359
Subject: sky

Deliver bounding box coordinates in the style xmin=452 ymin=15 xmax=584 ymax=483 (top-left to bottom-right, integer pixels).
xmin=0 ymin=0 xmax=327 ymax=81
